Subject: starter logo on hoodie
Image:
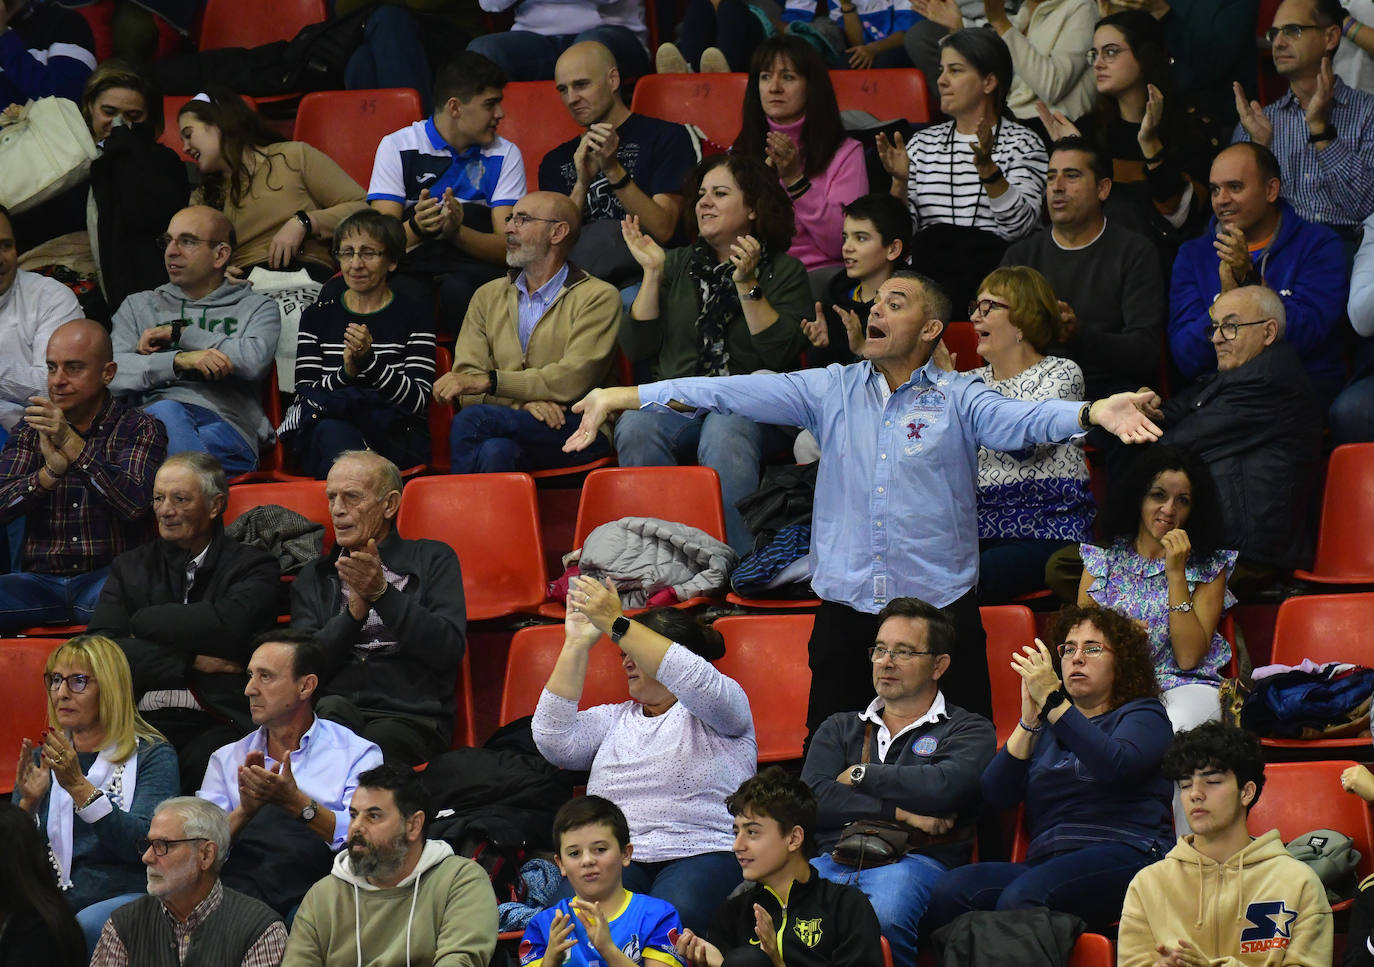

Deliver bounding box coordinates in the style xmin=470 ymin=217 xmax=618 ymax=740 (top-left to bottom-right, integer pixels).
xmin=1239 ymin=900 xmax=1297 ymax=954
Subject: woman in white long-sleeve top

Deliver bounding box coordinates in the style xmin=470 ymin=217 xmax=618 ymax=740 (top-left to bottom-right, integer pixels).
xmin=533 ymin=573 xmax=757 ymax=933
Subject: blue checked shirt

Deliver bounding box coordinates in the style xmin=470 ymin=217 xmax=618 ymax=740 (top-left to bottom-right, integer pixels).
xmin=1234 ymin=76 xmax=1374 ymax=230
xmin=639 ymin=360 xmax=1084 ymax=611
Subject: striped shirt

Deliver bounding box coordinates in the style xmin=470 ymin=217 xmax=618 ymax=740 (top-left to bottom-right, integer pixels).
xmin=1233 ymin=76 xmax=1374 ymax=230
xmin=904 ymin=118 xmax=1047 ymax=241
xmin=293 ymin=291 xmax=436 ymax=418
xmin=0 ymin=394 xmax=165 ymax=575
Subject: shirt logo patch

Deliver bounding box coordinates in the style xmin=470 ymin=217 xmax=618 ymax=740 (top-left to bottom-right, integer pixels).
xmin=1239 ymin=900 xmax=1297 ymax=954
xmin=621 ymin=933 xmax=642 ymax=960
xmin=793 ymin=917 xmax=824 ymax=947
xmin=518 ymin=939 xmax=534 ymax=964
xmin=913 ymin=736 xmax=938 ymax=756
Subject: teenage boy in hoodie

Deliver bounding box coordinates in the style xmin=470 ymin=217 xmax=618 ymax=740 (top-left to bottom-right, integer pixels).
xmin=674 ymin=768 xmax=884 ymax=967
xmin=520 ymin=795 xmax=685 ymax=967
xmin=281 ymin=763 xmax=498 ymax=967
xmin=1118 ymin=722 xmax=1333 ymax=967
xmin=110 ymin=205 xmax=281 ymax=477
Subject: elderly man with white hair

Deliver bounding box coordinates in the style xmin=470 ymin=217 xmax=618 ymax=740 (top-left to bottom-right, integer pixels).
xmin=89 ymin=796 xmax=286 ymax=967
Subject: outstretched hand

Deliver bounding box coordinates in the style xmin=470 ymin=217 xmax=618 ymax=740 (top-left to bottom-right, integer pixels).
xmin=1089 ymin=392 xmax=1163 ymax=444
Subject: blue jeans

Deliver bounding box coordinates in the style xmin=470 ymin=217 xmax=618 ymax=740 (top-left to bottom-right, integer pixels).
xmin=466 ymin=27 xmax=650 ymax=81
xmin=344 ymin=5 xmax=433 ymax=113
xmin=144 ymin=400 xmax=259 ymax=477
xmin=923 ymin=841 xmax=1161 ymax=933
xmin=977 ymin=538 xmax=1068 ymax=604
xmin=558 ymin=851 xmax=740 ymax=934
xmin=76 ymin=892 xmax=142 ymax=954
xmin=448 ymin=403 xmax=611 ymax=474
xmin=812 ymin=852 xmax=946 ymax=967
xmin=1329 ymin=339 xmax=1374 ymax=445
xmin=613 ymin=409 xmax=792 ymax=556
xmin=0 ymin=567 xmax=109 ymax=631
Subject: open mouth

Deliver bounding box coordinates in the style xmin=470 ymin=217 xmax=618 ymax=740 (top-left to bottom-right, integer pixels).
xmin=867 ymin=323 xmax=887 ymax=340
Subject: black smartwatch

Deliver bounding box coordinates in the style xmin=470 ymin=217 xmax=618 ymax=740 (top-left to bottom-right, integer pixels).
xmin=609 ymin=615 xmax=631 ymax=643
xmin=1040 ymin=687 xmax=1068 ymax=721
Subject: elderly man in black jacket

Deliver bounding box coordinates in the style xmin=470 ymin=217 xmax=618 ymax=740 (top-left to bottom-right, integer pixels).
xmin=89 ymin=451 xmax=280 ymax=791
xmin=1139 ymin=284 xmax=1323 ymax=592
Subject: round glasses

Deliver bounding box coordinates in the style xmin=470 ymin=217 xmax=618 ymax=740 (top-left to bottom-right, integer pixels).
xmin=45 ymin=672 xmax=95 ymax=693
xmin=1086 ymin=44 xmax=1131 ymax=65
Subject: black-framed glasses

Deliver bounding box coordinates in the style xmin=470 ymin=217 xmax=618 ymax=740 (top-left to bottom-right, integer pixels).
xmin=137 ymin=837 xmax=207 ymax=857
xmin=504 ymin=213 xmax=566 ymax=228
xmin=1266 ymin=23 xmax=1322 ymax=43
xmin=1086 ymin=44 xmax=1131 ymax=65
xmin=1207 ymin=319 xmax=1271 ymax=341
xmin=45 ymin=672 xmax=95 ymax=693
xmin=334 ymin=247 xmax=386 ymax=263
xmin=868 ymin=645 xmax=936 ymax=662
xmin=156 ymin=233 xmax=224 ymax=251
xmin=968 ymin=298 xmax=1011 ymax=319
xmin=1057 ymin=643 xmax=1111 ymax=659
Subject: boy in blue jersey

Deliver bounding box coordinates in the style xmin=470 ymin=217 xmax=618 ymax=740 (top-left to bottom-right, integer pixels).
xmin=520 ymin=796 xmax=685 ymax=967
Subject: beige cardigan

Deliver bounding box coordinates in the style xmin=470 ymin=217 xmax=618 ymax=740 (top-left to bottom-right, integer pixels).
xmin=996 ymin=0 xmax=1099 ymax=122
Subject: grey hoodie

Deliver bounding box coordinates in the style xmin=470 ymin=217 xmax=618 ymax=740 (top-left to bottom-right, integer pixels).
xmin=110 ymin=280 xmax=281 ymax=450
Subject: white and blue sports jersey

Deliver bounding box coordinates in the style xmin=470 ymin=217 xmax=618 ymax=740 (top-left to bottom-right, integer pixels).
xmin=367 ymin=117 xmax=525 ymax=213
xmin=519 ymin=892 xmax=685 ymax=967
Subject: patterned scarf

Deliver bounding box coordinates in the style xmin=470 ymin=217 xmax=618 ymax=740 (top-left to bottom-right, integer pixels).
xmin=687 ymin=239 xmax=746 ymax=377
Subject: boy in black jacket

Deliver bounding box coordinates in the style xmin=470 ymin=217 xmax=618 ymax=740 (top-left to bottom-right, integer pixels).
xmin=674 ymin=768 xmax=884 ymax=967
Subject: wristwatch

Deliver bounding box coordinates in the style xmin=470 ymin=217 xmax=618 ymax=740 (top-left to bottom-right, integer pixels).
xmin=740 ymin=284 xmax=763 ymax=301
xmin=1168 ymin=601 xmax=1194 ymax=614
xmin=609 ymin=615 xmax=631 ymax=644
xmin=299 ymin=799 xmax=319 ymax=823
xmin=1039 ymin=687 xmax=1068 ymax=721
xmin=849 ymin=765 xmax=866 ymax=785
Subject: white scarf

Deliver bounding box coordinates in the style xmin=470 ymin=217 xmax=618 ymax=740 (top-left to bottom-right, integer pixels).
xmin=46 ymin=742 xmax=139 ymax=890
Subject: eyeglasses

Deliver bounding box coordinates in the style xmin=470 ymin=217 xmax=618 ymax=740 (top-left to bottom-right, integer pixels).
xmin=1085 ymin=44 xmax=1131 ymax=65
xmin=334 ymin=247 xmax=386 ymax=263
xmin=1057 ymin=643 xmax=1111 ymax=659
xmin=45 ymin=672 xmax=95 ymax=693
xmin=1266 ymin=23 xmax=1322 ymax=43
xmin=868 ymin=645 xmax=936 ymax=662
xmin=137 ymin=837 xmax=207 ymax=857
xmin=1206 ymin=319 xmax=1271 ymax=341
xmin=504 ymin=213 xmax=566 ymax=229
xmin=156 ymin=233 xmax=224 ymax=251
xmin=968 ymin=298 xmax=1011 ymax=319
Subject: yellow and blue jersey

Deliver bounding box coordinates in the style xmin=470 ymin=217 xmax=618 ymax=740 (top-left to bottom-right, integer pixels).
xmin=519 ymin=891 xmax=686 ymax=967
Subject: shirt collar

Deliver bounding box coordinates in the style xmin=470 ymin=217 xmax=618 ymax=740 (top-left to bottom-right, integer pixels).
xmin=516 ymin=262 xmax=569 ymax=302
xmin=425 ymin=116 xmax=482 ymax=161
xmin=1278 ymin=74 xmax=1352 ymax=110
xmin=251 ymin=713 xmax=319 ymax=762
xmin=163 ymin=878 xmax=222 ymax=927
xmin=858 ymin=690 xmax=948 ymax=730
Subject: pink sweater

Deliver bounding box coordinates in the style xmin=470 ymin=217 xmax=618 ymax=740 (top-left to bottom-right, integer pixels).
xmin=769 ymin=116 xmax=868 ymax=270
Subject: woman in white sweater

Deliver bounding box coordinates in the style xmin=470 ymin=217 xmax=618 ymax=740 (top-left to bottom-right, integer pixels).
xmin=532 ymin=574 xmax=757 ymax=934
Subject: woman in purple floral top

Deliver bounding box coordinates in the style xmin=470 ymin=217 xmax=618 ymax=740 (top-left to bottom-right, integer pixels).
xmin=1077 ymin=445 xmax=1236 ymax=734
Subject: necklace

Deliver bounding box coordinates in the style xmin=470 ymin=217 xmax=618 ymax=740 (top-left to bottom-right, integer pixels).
xmin=946 ymin=120 xmax=987 ymax=229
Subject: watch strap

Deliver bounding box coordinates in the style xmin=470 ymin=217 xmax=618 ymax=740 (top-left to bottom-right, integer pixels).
xmin=609 ymin=615 xmax=631 ymax=643
xmin=1040 ymin=687 xmax=1067 ymax=721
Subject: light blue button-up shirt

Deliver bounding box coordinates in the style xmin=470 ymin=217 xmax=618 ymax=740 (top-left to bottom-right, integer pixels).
xmin=516 ymin=263 xmax=569 ymax=353
xmin=640 ymin=358 xmax=1085 ymax=611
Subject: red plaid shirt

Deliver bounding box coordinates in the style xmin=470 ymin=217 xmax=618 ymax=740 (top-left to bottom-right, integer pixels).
xmin=0 ymin=394 xmax=165 ymax=574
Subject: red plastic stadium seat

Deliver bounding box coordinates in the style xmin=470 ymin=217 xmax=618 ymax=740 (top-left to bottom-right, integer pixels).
xmin=160 ymin=94 xmax=258 ymax=161
xmin=1294 ymin=444 xmax=1374 ymax=585
xmin=496 ymin=82 xmax=585 ymax=193
xmin=0 ymin=639 xmax=64 ymax=793
xmin=1069 ymin=933 xmax=1115 ymax=967
xmin=396 ymin=474 xmax=547 ymax=621
xmin=940 ymin=322 xmax=985 ymax=372
xmin=293 ymin=88 xmax=425 ymax=188
xmin=828 ymin=68 xmax=930 ymax=124
xmin=630 ymin=73 xmax=748 ymax=148
xmin=198 ymin=0 xmax=326 ymax=50
xmin=713 ymin=614 xmax=813 ymax=762
xmin=224 ymin=480 xmax=333 ymax=551
xmin=982 ymin=605 xmax=1037 ymax=745
xmin=499 ymin=624 xmax=628 ymax=726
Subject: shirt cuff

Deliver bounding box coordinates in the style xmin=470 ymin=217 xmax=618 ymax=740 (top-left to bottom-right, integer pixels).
xmin=79 ymin=792 xmax=114 ymax=824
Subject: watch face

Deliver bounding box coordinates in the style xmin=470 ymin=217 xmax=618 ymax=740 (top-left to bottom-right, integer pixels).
xmin=301 ymin=804 xmax=317 ymax=821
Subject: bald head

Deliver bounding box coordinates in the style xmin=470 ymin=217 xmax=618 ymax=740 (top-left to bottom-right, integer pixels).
xmin=52 ymin=319 xmax=114 ymax=364
xmin=177 ymin=205 xmax=236 ymax=247
xmin=553 ymin=42 xmax=624 ymax=127
xmin=506 ymin=192 xmax=582 ymax=273
xmin=46 ymin=320 xmax=116 ymax=426
xmin=165 ymin=206 xmax=236 ymax=299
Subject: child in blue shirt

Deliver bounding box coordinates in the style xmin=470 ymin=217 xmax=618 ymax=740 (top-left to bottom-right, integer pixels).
xmin=520 ymin=797 xmax=685 ymax=967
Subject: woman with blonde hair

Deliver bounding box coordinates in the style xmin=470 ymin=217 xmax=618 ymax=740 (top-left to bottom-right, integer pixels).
xmin=969 ymin=266 xmax=1091 ymax=602
xmin=12 ymin=635 xmax=178 ymax=952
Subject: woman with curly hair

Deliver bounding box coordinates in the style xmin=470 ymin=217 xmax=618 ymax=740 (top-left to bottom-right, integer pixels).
xmin=176 ymin=90 xmax=368 ymax=280
xmin=1079 ymin=443 xmax=1235 ymax=733
xmin=924 ymin=603 xmax=1174 ymax=932
xmin=616 ymin=153 xmax=810 ymax=554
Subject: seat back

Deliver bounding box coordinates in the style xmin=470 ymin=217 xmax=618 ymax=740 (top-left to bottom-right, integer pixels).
xmin=499 ymin=624 xmax=628 ymax=725
xmin=1247 ymin=760 xmax=1374 ymax=882
xmin=1270 ymin=593 xmax=1374 ymax=667
xmin=293 ymin=88 xmax=424 ymax=187
xmin=941 ymin=322 xmax=985 ymax=372
xmin=828 ymin=68 xmax=930 ymax=124
xmin=496 ymin=82 xmax=585 ymax=193
xmin=573 ymin=466 xmax=727 ymax=548
xmin=428 ymin=345 xmax=454 ymax=472
xmin=713 ymin=614 xmax=814 ymax=762
xmin=0 ymin=639 xmax=63 ymax=794
xmin=199 ymin=0 xmax=327 ymax=49
xmin=396 ymin=474 xmax=547 ymax=621
xmin=225 ymin=480 xmax=333 ymax=551
xmin=982 ymin=605 xmax=1036 ymax=745
xmin=630 ymin=73 xmax=748 ymax=148
xmin=1304 ymin=444 xmax=1374 ymax=582
xmin=1068 ymin=933 xmax=1115 ymax=967
xmin=160 ymin=94 xmax=259 ymax=160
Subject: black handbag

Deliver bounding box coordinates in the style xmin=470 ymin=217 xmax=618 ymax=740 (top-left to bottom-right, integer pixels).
xmin=830 ymin=724 xmax=914 ymax=869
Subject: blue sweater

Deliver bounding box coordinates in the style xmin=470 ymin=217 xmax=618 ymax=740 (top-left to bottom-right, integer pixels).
xmin=981 ymin=699 xmax=1173 ymax=860
xmin=22 ymin=739 xmax=180 ymax=912
xmin=1168 ymin=199 xmax=1349 ymax=397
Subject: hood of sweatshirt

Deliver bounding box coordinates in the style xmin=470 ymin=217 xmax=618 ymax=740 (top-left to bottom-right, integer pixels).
xmin=1164 ymin=828 xmax=1291 ymax=927
xmin=330 ymin=837 xmax=454 ymax=890
xmin=151 ymin=279 xmax=264 ymax=310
